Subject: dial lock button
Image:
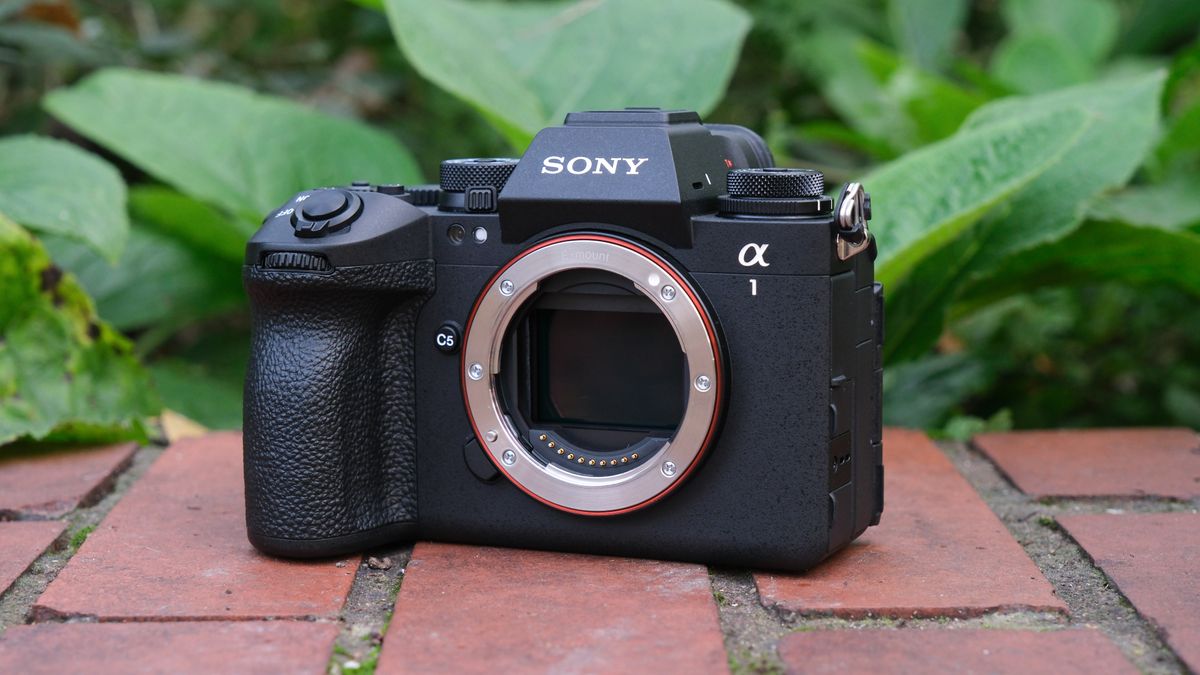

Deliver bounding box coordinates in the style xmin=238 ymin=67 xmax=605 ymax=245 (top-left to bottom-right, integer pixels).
xmin=300 ymin=191 xmax=349 ymax=220
xmin=290 ymin=189 xmax=363 ymax=238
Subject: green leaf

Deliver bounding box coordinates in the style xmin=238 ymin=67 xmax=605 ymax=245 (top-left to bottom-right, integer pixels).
xmin=801 ymin=31 xmax=989 ymax=156
xmin=991 ymin=34 xmax=1096 ymax=94
xmin=1115 ymin=0 xmax=1200 ymax=55
xmin=961 ymin=71 xmax=1166 ymax=260
xmin=150 ymin=360 xmax=244 ymax=430
xmin=148 ymin=326 xmax=249 ymax=431
xmin=1088 ymin=177 xmax=1200 ymax=232
xmin=883 ymin=352 xmax=991 ymax=427
xmin=0 ymin=135 xmax=129 ymax=262
xmin=0 ymin=214 xmax=159 ymax=446
xmin=866 ymin=106 xmax=1089 ymax=286
xmin=887 ymin=0 xmax=967 ymax=72
xmin=878 ymin=74 xmax=1164 ymax=360
xmin=991 ymin=0 xmax=1119 ymax=93
xmin=1002 ymin=0 xmax=1118 ymax=64
xmin=44 ymin=68 xmax=422 ymax=222
xmin=128 ymin=186 xmax=256 ymax=264
xmin=1155 ymin=97 xmax=1200 ymax=174
xmin=882 ymin=218 xmax=993 ymax=362
xmin=42 ymin=225 xmax=243 ymax=333
xmin=960 ymin=219 xmax=1200 ymax=307
xmin=382 ymin=0 xmax=751 ymax=147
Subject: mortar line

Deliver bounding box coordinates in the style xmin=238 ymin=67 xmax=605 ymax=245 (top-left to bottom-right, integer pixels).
xmin=327 ymin=544 xmax=411 ymax=675
xmin=943 ymin=440 xmax=1188 ymax=675
xmin=0 ymin=442 xmax=166 ymax=633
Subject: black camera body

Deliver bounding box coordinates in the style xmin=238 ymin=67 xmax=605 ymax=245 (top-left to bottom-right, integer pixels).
xmin=243 ymin=108 xmax=883 ymax=572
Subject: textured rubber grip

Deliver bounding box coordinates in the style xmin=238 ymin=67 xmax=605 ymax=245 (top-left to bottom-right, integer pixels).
xmin=242 ymin=260 xmax=434 ymax=556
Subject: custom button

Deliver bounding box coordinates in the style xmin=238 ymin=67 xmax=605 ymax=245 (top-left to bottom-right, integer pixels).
xmin=435 ymin=322 xmax=461 ymax=353
xmin=300 ymin=191 xmax=349 ymax=220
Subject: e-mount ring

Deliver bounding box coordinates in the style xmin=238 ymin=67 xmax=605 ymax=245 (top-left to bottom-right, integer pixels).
xmin=460 ymin=234 xmax=723 ymax=515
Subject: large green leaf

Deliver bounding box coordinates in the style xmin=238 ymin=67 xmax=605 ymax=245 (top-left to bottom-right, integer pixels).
xmin=991 ymin=0 xmax=1118 ymax=93
xmin=887 ymin=0 xmax=967 ymax=72
xmin=960 ymin=219 xmax=1200 ymax=307
xmin=866 ymin=107 xmax=1089 ymax=286
xmin=961 ymin=71 xmax=1166 ymax=262
xmin=0 ymin=135 xmax=129 ymax=262
xmin=801 ymin=30 xmax=987 ymax=156
xmin=874 ymin=73 xmax=1165 ymax=361
xmin=127 ymin=186 xmax=256 ymax=264
xmin=44 ymin=68 xmax=421 ymax=222
xmin=42 ymin=225 xmax=243 ymax=334
xmin=382 ymin=0 xmax=751 ymax=147
xmin=883 ymin=352 xmax=991 ymax=427
xmin=151 ymin=360 xmax=244 ymax=431
xmin=0 ymin=214 xmax=158 ymax=445
xmin=1088 ymin=177 xmax=1200 ymax=232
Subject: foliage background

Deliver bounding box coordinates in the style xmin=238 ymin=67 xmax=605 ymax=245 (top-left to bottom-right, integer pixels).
xmin=1 ymin=0 xmax=1198 ymax=445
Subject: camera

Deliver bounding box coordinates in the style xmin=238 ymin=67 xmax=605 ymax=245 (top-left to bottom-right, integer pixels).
xmin=243 ymin=108 xmax=882 ymax=571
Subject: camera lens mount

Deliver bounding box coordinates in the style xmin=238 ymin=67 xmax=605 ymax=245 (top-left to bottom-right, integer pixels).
xmin=461 ymin=234 xmax=723 ymax=515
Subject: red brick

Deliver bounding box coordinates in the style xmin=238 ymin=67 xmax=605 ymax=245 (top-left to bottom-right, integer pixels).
xmin=33 ymin=433 xmax=356 ymax=620
xmin=0 ymin=521 xmax=65 ymax=595
xmin=0 ymin=443 xmax=136 ymax=517
xmin=0 ymin=621 xmax=337 ymax=674
xmin=378 ymin=542 xmax=727 ymax=674
xmin=975 ymin=428 xmax=1200 ymax=499
xmin=756 ymin=429 xmax=1065 ymax=618
xmin=1059 ymin=513 xmax=1200 ymax=671
xmin=778 ymin=629 xmax=1134 ymax=674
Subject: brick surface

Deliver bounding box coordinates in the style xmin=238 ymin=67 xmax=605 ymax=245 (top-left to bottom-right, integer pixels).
xmin=0 ymin=521 xmax=65 ymax=596
xmin=0 ymin=621 xmax=337 ymax=674
xmin=33 ymin=432 xmax=356 ymax=620
xmin=756 ymin=428 xmax=1065 ymax=618
xmin=975 ymin=428 xmax=1200 ymax=499
xmin=0 ymin=443 xmax=136 ymax=517
xmin=778 ymin=629 xmax=1135 ymax=674
xmin=378 ymin=542 xmax=727 ymax=674
xmin=1059 ymin=513 xmax=1200 ymax=671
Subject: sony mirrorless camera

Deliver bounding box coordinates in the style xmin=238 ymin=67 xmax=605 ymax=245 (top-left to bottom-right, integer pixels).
xmin=243 ymin=108 xmax=882 ymax=571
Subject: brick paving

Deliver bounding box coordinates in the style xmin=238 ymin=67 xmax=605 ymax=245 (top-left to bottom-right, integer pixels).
xmin=757 ymin=429 xmax=1065 ymax=618
xmin=0 ymin=443 xmax=136 ymax=517
xmin=1059 ymin=513 xmax=1200 ymax=672
xmin=778 ymin=628 xmax=1136 ymax=674
xmin=0 ymin=426 xmax=1194 ymax=673
xmin=33 ymin=433 xmax=356 ymax=621
xmin=975 ymin=428 xmax=1200 ymax=499
xmin=0 ymin=522 xmax=65 ymax=596
xmin=0 ymin=622 xmax=338 ymax=674
xmin=380 ymin=542 xmax=726 ymax=674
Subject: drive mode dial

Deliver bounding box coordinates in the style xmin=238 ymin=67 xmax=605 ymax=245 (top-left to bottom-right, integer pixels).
xmin=290 ymin=188 xmax=363 ymax=237
xmin=719 ymin=168 xmax=832 ymax=216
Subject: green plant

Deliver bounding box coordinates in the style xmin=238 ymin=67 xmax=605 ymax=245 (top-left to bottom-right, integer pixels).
xmin=1 ymin=0 xmax=1197 ymax=444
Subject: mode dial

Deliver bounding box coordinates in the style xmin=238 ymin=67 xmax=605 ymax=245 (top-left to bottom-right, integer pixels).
xmin=439 ymin=158 xmax=519 ymax=213
xmin=720 ymin=168 xmax=832 ymax=216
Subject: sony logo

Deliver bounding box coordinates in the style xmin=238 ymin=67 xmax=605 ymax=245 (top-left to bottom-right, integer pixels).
xmin=540 ymin=155 xmax=649 ymax=176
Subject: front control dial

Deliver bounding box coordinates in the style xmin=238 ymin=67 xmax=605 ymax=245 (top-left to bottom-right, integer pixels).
xmin=291 ymin=189 xmax=363 ymax=238
xmin=438 ymin=158 xmax=519 ymax=213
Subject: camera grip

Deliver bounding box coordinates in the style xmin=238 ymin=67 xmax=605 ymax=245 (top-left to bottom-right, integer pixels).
xmin=242 ymin=260 xmax=434 ymax=557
